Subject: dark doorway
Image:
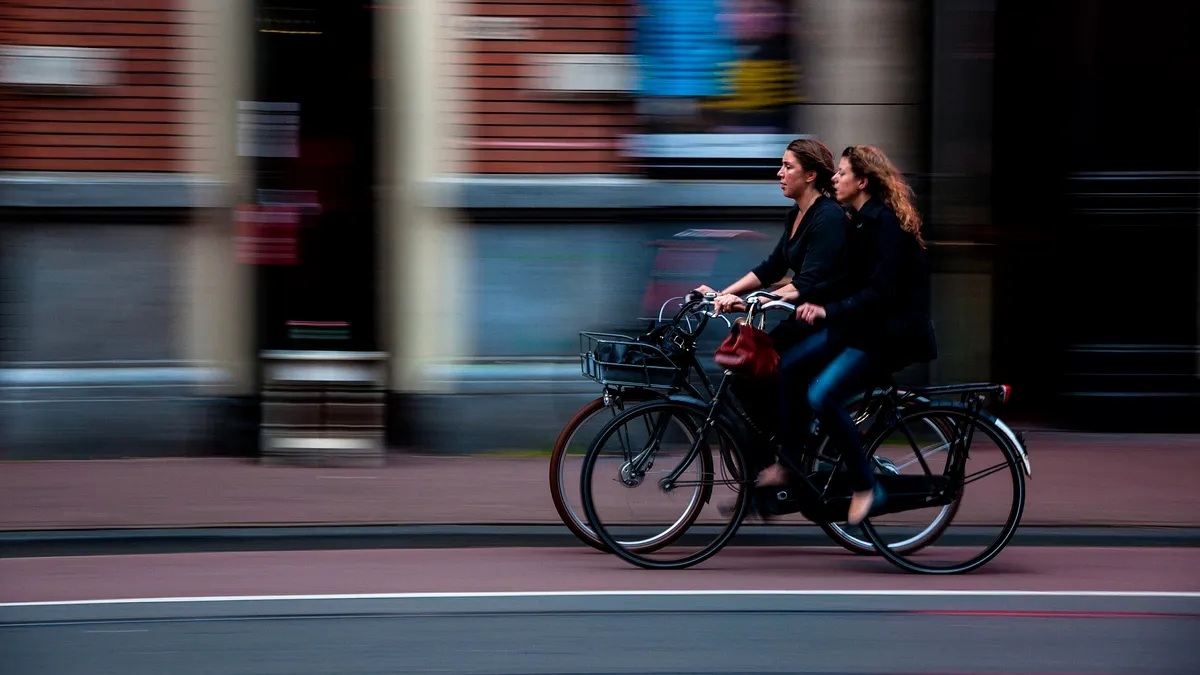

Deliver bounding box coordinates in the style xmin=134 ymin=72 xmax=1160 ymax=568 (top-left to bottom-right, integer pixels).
xmin=990 ymin=0 xmax=1200 ymax=428
xmin=249 ymin=1 xmax=377 ymax=353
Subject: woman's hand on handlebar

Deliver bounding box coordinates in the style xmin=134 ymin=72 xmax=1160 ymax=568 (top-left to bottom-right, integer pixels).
xmin=712 ymin=293 xmax=746 ymax=315
xmin=796 ymin=302 xmax=827 ymax=324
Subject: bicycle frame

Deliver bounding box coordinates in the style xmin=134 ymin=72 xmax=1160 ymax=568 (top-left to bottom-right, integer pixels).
xmin=640 ymin=312 xmax=1028 ymax=517
xmin=602 ymin=292 xmax=1029 ymax=512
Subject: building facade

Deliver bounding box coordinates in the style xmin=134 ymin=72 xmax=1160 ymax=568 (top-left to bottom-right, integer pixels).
xmin=1 ymin=0 xmax=1195 ymax=459
xmin=0 ymin=0 xmax=251 ymax=458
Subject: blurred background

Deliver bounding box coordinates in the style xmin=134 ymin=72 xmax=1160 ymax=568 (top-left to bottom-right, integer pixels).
xmin=0 ymin=0 xmax=1196 ymax=462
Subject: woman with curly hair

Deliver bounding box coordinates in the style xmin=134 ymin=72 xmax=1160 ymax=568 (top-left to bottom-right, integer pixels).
xmin=759 ymin=145 xmax=938 ymax=526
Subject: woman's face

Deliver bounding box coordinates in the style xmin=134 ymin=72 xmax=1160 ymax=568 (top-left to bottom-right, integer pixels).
xmin=777 ymin=150 xmax=811 ymax=201
xmin=833 ymin=156 xmax=865 ymax=204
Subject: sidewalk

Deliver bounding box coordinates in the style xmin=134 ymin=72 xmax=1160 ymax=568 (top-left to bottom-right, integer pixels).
xmin=1 ymin=431 xmax=1197 ymax=532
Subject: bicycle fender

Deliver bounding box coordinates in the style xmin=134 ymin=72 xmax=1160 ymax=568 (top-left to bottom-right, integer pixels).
xmin=991 ymin=415 xmax=1032 ymax=478
xmin=904 ymin=400 xmax=1031 ymax=479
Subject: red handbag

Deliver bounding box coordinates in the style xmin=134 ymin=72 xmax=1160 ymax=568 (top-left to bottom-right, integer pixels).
xmin=713 ymin=322 xmax=779 ymax=379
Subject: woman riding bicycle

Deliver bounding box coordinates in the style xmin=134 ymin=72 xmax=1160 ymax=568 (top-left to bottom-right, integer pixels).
xmin=759 ymin=145 xmax=938 ymax=525
xmin=694 ymin=137 xmax=846 ymax=337
xmin=694 ymin=138 xmax=848 ymax=439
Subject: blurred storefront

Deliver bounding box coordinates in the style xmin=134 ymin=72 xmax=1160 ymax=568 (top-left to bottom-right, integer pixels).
xmin=0 ymin=0 xmax=250 ymax=458
xmin=422 ymin=0 xmax=1198 ymax=446
xmin=419 ymin=0 xmax=957 ymax=451
xmin=1 ymin=0 xmax=1194 ymax=459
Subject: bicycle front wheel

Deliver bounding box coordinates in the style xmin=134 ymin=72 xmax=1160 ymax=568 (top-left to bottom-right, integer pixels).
xmin=579 ymin=399 xmax=750 ymax=570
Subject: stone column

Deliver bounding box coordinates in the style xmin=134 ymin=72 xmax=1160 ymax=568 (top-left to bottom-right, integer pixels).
xmin=180 ymin=0 xmax=255 ymax=397
xmin=379 ymin=0 xmax=473 ymax=400
xmin=923 ymin=0 xmax=996 ymax=385
xmin=794 ymin=0 xmax=926 ymax=171
xmin=796 ymin=0 xmax=995 ymax=384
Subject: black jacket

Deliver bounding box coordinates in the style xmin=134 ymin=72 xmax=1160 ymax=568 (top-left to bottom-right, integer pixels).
xmin=819 ymin=198 xmax=937 ymax=368
xmin=750 ymin=195 xmax=848 ymax=301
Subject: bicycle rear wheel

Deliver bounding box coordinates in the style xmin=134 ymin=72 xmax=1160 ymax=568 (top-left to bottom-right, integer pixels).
xmin=579 ymin=399 xmax=750 ymax=570
xmin=808 ymin=398 xmax=959 ymax=556
xmin=859 ymin=402 xmax=1028 ymax=574
xmin=549 ymin=391 xmax=668 ymax=553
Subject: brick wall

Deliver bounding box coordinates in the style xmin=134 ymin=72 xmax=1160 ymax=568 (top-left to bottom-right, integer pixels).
xmin=0 ymin=0 xmax=198 ymax=173
xmin=457 ymin=0 xmax=637 ymax=174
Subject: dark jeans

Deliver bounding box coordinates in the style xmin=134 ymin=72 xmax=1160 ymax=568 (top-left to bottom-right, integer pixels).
xmin=728 ymin=318 xmax=814 ymax=453
xmin=776 ymin=328 xmax=883 ymax=493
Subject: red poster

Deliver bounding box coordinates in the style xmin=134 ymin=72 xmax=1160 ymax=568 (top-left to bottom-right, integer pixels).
xmin=235 ymin=204 xmax=299 ymax=265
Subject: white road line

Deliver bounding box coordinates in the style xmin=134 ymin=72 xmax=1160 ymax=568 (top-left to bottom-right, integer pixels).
xmin=3 ymin=589 xmax=1199 ymax=608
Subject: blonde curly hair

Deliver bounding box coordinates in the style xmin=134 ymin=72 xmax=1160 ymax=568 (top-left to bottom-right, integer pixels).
xmin=842 ymin=145 xmax=925 ymax=249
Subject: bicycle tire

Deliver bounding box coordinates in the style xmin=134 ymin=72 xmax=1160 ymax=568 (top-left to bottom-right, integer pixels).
xmin=809 ymin=393 xmax=961 ymax=556
xmin=553 ymin=386 xmax=939 ymax=555
xmin=549 ymin=390 xmax=668 ymax=553
xmin=579 ymin=398 xmax=749 ymax=570
xmin=859 ymin=402 xmax=1027 ymax=574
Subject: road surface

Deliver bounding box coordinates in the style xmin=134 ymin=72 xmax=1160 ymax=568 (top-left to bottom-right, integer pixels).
xmin=2 ymin=546 xmax=1197 ymax=674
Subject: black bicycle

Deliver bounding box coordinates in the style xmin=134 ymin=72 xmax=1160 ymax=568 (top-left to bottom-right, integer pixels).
xmin=556 ymin=292 xmax=959 ymax=556
xmin=578 ymin=295 xmax=1032 ymax=574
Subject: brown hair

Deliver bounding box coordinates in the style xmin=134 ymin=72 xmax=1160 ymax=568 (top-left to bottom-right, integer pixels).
xmin=785 ymin=138 xmax=835 ymax=197
xmin=841 ymin=145 xmax=925 ymax=248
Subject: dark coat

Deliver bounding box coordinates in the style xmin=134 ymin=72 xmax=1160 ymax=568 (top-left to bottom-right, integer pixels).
xmin=751 ymin=194 xmax=848 ymax=299
xmin=816 ymin=197 xmax=938 ymax=369
xmin=751 ymin=195 xmax=849 ymax=352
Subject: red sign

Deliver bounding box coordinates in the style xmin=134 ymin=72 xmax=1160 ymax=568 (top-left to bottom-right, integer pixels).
xmin=235 ymin=204 xmax=299 ymax=265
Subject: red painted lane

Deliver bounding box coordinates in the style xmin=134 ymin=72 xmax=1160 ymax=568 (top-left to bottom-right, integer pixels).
xmin=909 ymin=610 xmax=1200 ymax=619
xmin=2 ymin=546 xmax=1198 ymax=604
xmin=3 ymin=436 xmax=1198 ymax=531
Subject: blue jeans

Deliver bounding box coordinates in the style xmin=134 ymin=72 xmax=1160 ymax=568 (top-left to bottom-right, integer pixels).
xmin=776 ymin=329 xmax=882 ymax=493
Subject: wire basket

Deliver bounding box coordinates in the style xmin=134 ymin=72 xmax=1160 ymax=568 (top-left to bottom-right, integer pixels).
xmin=579 ymin=331 xmax=686 ymax=390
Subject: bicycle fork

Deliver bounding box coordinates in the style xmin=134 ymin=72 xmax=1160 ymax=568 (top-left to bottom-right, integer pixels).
xmin=655 ymin=373 xmax=734 ymax=493
xmin=617 ymin=410 xmax=673 ymax=487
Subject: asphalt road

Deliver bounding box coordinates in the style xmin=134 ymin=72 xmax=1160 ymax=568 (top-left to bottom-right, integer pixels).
xmin=3 ymin=546 xmax=1197 ymax=674
xmin=2 ymin=593 xmax=1196 ymax=674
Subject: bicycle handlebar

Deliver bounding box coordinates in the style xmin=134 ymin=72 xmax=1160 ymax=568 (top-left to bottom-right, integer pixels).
xmin=657 ymin=289 xmax=802 ymax=335
xmin=659 ymin=293 xmax=733 ymax=331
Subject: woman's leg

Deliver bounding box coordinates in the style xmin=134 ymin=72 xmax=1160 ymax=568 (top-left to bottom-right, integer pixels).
xmin=759 ymin=329 xmax=835 ymax=486
xmin=806 ymin=347 xmax=886 ymax=522
xmin=733 ymin=318 xmax=815 ymax=441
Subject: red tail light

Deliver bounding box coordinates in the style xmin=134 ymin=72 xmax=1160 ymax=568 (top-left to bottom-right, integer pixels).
xmin=1000 ymin=384 xmax=1012 ymax=403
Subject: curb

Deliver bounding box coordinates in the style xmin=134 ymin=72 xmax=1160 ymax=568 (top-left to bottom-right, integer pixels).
xmin=2 ymin=524 xmax=1198 ymax=558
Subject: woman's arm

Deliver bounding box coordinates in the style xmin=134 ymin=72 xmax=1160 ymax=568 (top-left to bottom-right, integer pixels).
xmin=718 ymin=271 xmax=767 ymax=297
xmin=747 ymin=223 xmax=790 ymax=288
xmin=695 ymin=224 xmax=785 ymax=303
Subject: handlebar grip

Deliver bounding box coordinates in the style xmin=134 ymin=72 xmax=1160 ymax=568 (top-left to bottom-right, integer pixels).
xmin=746 ymin=290 xmax=781 ymax=302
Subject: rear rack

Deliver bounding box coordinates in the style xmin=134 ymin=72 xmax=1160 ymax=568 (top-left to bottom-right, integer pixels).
xmin=897 ymin=382 xmax=1013 ymax=406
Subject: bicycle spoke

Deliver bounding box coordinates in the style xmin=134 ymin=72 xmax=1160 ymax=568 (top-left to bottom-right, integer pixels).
xmin=888 ymin=439 xmax=951 ymax=474
xmin=861 ymin=404 xmax=1026 ymax=575
xmin=890 ymin=407 xmax=938 ymax=476
xmin=580 ymin=399 xmax=748 ymax=570
xmin=962 ymin=460 xmax=1013 ymax=485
